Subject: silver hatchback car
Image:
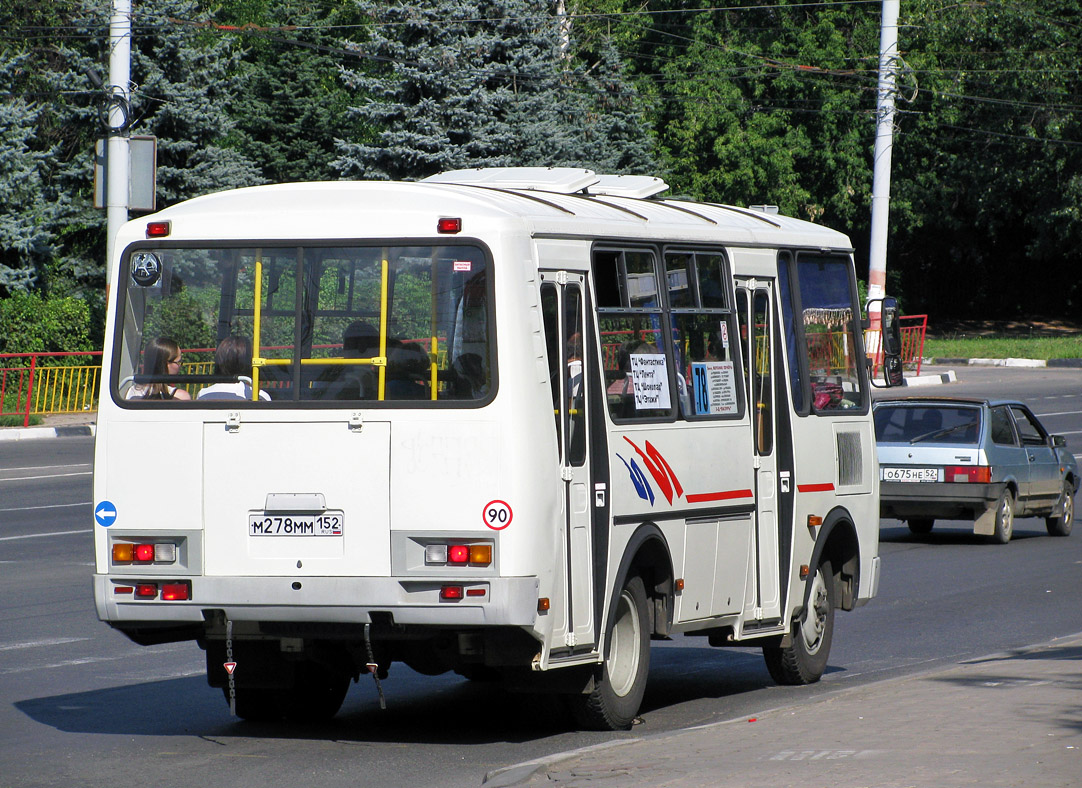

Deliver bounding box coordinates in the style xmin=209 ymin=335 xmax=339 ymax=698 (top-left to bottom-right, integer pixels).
xmin=874 ymin=397 xmax=1078 ymax=543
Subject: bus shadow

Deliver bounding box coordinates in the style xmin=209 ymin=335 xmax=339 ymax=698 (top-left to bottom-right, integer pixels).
xmin=14 ymin=647 xmax=830 ymax=744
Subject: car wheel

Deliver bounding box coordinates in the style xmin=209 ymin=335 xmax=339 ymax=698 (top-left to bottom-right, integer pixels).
xmin=763 ymin=560 xmax=835 ymax=685
xmin=569 ymin=574 xmax=651 ymax=730
xmin=907 ymin=518 xmax=934 ymax=535
xmin=1045 ymin=480 xmax=1075 ymax=537
xmin=992 ymin=489 xmax=1015 ymax=544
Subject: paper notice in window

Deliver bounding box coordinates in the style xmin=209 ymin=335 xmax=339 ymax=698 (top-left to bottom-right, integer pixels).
xmin=630 ymin=353 xmax=671 ymax=410
xmin=691 ymin=361 xmax=738 ymax=415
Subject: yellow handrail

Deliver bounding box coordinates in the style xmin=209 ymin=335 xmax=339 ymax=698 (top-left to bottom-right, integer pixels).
xmin=252 ymin=252 xmax=263 ymax=400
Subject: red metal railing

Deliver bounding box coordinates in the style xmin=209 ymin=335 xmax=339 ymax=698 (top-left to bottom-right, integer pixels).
xmin=0 ymin=351 xmax=103 ymax=428
xmin=866 ymin=314 xmax=928 ymax=378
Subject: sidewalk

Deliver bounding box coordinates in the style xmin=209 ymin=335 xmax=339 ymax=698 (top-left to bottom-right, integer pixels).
xmin=0 ymin=412 xmax=96 ymax=441
xmin=487 ymin=634 xmax=1082 ymax=788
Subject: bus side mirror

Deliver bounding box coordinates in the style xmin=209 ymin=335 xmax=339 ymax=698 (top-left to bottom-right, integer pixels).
xmin=867 ymin=296 xmax=904 ymax=388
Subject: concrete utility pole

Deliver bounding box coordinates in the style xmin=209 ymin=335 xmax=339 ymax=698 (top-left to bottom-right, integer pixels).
xmin=105 ymin=0 xmax=132 ymax=281
xmin=867 ymin=0 xmax=900 ymax=316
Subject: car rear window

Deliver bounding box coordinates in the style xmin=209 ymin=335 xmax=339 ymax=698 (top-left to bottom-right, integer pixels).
xmin=874 ymin=405 xmax=981 ymax=444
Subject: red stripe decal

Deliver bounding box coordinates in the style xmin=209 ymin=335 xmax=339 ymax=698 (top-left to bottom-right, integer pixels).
xmin=797 ymin=483 xmax=835 ymax=493
xmin=686 ymin=489 xmax=754 ymax=503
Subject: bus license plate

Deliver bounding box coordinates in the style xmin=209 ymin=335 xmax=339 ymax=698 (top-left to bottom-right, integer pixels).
xmin=248 ymin=512 xmax=344 ymax=536
xmin=882 ymin=467 xmax=941 ymax=483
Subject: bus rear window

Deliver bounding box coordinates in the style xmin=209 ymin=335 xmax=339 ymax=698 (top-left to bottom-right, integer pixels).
xmin=115 ymin=243 xmax=494 ymax=405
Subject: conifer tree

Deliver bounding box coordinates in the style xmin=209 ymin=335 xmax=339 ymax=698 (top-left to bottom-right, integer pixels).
xmin=334 ymin=0 xmax=656 ymax=181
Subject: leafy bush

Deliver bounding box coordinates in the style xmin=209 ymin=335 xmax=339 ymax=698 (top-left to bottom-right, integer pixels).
xmin=0 ymin=292 xmax=94 ymax=356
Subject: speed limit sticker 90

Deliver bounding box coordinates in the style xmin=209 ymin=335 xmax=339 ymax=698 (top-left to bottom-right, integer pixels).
xmin=483 ymin=500 xmax=513 ymax=530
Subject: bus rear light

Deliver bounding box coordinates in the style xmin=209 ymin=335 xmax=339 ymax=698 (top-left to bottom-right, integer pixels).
xmin=115 ymin=586 xmax=134 ymax=595
xmin=154 ymin=543 xmax=177 ymax=563
xmin=134 ymin=544 xmax=155 ymax=563
xmin=437 ymin=217 xmax=462 ymax=234
xmin=440 ymin=585 xmax=464 ymax=600
xmin=945 ymin=465 xmax=991 ymax=483
xmin=425 ymin=542 xmax=492 ymax=566
xmin=468 ymin=544 xmax=492 ymax=565
xmin=135 ymin=583 xmax=158 ymax=599
xmin=146 ymin=220 xmax=171 ymax=238
xmin=466 ymin=587 xmax=486 ymax=598
xmin=112 ymin=543 xmax=135 ymax=563
xmin=160 ymin=582 xmax=190 ymax=601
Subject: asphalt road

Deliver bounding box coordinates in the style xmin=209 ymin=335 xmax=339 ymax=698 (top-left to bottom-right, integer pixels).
xmin=2 ymin=365 xmax=1082 ymax=788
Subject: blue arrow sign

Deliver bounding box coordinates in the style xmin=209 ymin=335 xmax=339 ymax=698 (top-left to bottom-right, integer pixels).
xmin=94 ymin=500 xmax=118 ymax=527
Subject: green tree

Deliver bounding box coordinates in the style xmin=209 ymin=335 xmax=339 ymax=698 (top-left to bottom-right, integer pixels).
xmin=0 ymin=292 xmax=93 ymax=354
xmin=206 ymin=0 xmax=369 ymax=183
xmin=890 ymin=0 xmax=1082 ymax=319
xmin=333 ymin=0 xmax=655 ymax=180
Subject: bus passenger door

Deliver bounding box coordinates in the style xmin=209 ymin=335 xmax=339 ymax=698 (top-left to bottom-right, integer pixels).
xmin=736 ymin=281 xmax=782 ymax=623
xmin=540 ymin=272 xmax=596 ymax=650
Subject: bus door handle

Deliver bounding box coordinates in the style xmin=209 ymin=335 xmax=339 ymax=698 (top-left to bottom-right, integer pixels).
xmin=594 ymin=483 xmax=606 ymax=508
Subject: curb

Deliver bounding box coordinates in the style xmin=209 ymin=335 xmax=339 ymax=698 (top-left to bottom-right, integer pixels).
xmin=0 ymin=424 xmax=96 ymax=441
xmin=925 ymin=356 xmax=1082 ymax=368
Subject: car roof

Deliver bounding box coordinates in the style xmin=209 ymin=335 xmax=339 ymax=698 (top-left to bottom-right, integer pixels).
xmin=873 ymin=396 xmax=1026 ymax=409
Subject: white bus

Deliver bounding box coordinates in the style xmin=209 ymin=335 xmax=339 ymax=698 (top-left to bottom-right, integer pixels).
xmin=93 ymin=168 xmax=901 ymax=729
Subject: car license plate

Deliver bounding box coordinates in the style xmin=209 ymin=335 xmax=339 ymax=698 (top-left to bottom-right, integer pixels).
xmin=248 ymin=511 xmax=344 ymax=536
xmin=881 ymin=467 xmax=942 ymax=483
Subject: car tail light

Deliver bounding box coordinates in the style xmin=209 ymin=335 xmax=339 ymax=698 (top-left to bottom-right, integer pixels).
xmin=945 ymin=465 xmax=991 ymax=483
xmin=437 ymin=217 xmax=462 ymax=234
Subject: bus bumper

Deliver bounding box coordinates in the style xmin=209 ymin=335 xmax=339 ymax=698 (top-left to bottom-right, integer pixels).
xmin=94 ymin=574 xmax=541 ymax=633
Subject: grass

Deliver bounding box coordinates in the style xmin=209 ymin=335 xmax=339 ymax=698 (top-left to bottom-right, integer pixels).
xmin=922 ymin=335 xmax=1082 ymax=360
xmin=0 ymin=414 xmax=43 ymax=427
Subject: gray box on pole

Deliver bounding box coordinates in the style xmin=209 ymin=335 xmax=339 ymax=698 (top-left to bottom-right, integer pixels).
xmin=94 ymin=135 xmax=157 ymax=212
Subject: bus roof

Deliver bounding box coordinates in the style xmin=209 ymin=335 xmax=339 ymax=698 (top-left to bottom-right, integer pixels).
xmin=118 ymin=169 xmax=853 ymax=252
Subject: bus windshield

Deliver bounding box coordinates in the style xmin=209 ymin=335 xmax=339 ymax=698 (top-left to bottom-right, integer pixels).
xmin=114 ymin=243 xmax=493 ymax=404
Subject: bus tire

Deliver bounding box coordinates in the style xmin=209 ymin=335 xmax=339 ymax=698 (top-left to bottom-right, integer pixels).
xmin=1045 ymin=481 xmax=1074 ymax=537
xmin=225 ymin=687 xmax=283 ymax=722
xmin=570 ymin=574 xmax=650 ymax=731
xmin=907 ymin=518 xmax=934 ymax=535
xmin=283 ymin=662 xmax=350 ymax=721
xmin=763 ymin=560 xmax=834 ymax=686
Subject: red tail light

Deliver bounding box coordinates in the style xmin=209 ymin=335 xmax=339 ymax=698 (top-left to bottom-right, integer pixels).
xmin=945 ymin=465 xmax=991 ymax=483
xmin=135 ymin=583 xmax=157 ymax=599
xmin=440 ymin=585 xmax=464 ymax=600
xmin=160 ymin=582 xmax=190 ymax=601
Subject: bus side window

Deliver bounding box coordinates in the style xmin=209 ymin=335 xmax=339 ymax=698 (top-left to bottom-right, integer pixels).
xmin=594 ymin=247 xmax=672 ymax=422
xmin=541 ymin=283 xmax=562 ymax=458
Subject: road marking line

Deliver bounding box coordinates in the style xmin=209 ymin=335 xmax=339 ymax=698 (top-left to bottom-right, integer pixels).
xmin=0 ymin=637 xmax=90 ymax=652
xmin=1 ymin=464 xmax=92 ymax=472
xmin=0 ymin=528 xmax=93 ymax=541
xmin=0 ymin=501 xmax=91 ymax=513
xmin=1035 ymin=410 xmax=1082 ymax=418
xmin=0 ymin=471 xmax=93 ymax=483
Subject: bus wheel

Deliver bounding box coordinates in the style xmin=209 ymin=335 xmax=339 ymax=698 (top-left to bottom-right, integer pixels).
xmin=907 ymin=518 xmax=934 ymax=535
xmin=224 ymin=687 xmax=283 ymax=722
xmin=283 ymin=662 xmax=350 ymax=721
xmin=1045 ymin=481 xmax=1074 ymax=537
xmin=763 ymin=560 xmax=835 ymax=685
xmin=570 ymin=575 xmax=650 ymax=730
